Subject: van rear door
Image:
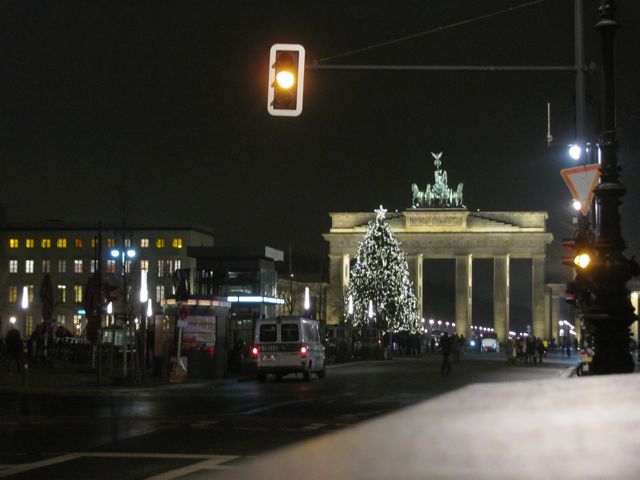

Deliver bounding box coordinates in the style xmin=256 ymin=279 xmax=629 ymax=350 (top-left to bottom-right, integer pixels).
xmin=279 ymin=322 xmax=301 ymax=368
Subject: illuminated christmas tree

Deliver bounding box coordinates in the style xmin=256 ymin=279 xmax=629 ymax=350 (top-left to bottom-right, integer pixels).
xmin=345 ymin=206 xmax=421 ymax=334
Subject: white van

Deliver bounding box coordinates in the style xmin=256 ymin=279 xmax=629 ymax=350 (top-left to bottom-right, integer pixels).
xmin=252 ymin=316 xmax=326 ymax=382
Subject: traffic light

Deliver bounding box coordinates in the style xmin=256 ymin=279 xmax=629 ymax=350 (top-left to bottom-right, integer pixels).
xmin=267 ymin=44 xmax=305 ymax=117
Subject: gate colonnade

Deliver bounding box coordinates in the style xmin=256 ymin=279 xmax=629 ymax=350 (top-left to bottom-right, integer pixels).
xmin=323 ymin=209 xmax=554 ymax=341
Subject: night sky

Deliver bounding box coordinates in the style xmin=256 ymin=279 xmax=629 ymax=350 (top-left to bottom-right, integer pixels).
xmin=1 ymin=1 xmax=639 ymax=327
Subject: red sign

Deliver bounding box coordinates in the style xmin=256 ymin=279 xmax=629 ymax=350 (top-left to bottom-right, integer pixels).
xmin=560 ymin=164 xmax=600 ymax=216
xmin=178 ymin=305 xmax=188 ymax=320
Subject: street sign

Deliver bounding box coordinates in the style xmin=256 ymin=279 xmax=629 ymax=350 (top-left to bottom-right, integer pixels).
xmin=560 ymin=163 xmax=600 ymax=216
xmin=178 ymin=305 xmax=188 ymax=320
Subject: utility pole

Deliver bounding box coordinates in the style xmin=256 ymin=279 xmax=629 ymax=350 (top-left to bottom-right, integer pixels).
xmin=584 ymin=0 xmax=639 ymax=374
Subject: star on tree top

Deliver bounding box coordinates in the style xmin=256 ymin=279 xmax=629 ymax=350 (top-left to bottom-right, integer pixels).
xmin=375 ymin=205 xmax=387 ymax=220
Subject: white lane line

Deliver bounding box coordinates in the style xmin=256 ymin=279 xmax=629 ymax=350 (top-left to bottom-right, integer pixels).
xmin=0 ymin=453 xmax=81 ymax=478
xmin=302 ymin=423 xmax=327 ymax=431
xmin=144 ymin=456 xmax=240 ymax=480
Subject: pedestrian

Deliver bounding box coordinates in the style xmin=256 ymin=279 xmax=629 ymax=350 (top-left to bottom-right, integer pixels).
xmin=440 ymin=332 xmax=452 ymax=376
xmin=430 ymin=336 xmax=436 ymax=354
xmin=525 ymin=336 xmax=536 ymax=365
xmin=5 ymin=327 xmax=22 ymax=373
xmin=536 ymin=337 xmax=545 ymax=365
xmin=505 ymin=338 xmax=515 ymax=365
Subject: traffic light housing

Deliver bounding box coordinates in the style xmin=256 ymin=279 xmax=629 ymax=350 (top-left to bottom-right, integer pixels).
xmin=267 ymin=44 xmax=305 ymax=117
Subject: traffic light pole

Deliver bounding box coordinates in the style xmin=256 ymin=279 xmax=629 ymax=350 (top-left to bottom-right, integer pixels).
xmin=582 ymin=1 xmax=639 ymax=374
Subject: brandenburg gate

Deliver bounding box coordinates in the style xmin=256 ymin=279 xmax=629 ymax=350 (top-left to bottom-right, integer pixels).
xmin=323 ymin=154 xmax=554 ymax=341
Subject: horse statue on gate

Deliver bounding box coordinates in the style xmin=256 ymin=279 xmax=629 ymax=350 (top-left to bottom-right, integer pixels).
xmin=409 ymin=152 xmax=466 ymax=209
xmin=450 ymin=182 xmax=464 ymax=207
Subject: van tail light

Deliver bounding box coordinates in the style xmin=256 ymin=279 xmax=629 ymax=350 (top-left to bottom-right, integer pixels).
xmin=300 ymin=346 xmax=308 ymax=357
xmin=251 ymin=346 xmax=259 ymax=358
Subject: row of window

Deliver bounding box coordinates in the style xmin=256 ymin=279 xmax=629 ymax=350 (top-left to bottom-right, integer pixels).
xmin=8 ymin=285 xmax=167 ymax=304
xmin=7 ymin=259 xmax=181 ymax=276
xmin=8 ymin=238 xmax=184 ymax=249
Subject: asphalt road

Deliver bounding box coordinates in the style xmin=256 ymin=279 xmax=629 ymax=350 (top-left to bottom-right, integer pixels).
xmin=0 ymin=353 xmax=572 ymax=479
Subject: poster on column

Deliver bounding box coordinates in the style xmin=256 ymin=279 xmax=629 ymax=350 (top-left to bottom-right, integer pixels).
xmin=181 ymin=315 xmax=216 ymax=354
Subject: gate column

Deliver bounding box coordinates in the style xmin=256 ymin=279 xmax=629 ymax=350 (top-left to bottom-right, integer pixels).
xmin=455 ymin=255 xmax=472 ymax=338
xmin=493 ymin=255 xmax=510 ymax=343
xmin=532 ymin=256 xmax=546 ymax=338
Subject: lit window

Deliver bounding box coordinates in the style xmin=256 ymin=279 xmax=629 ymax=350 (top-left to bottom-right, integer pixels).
xmin=26 ymin=239 xmax=35 ymax=249
xmin=156 ymin=285 xmax=165 ymax=303
xmin=125 ymin=260 xmax=132 ymax=273
xmin=90 ymin=260 xmax=98 ymax=273
xmin=107 ymin=260 xmax=116 ymax=274
xmin=90 ymin=239 xmax=98 ymax=248
xmin=57 ymin=238 xmax=67 ymax=248
xmin=174 ymin=259 xmax=181 ymax=271
xmin=157 ymin=260 xmax=166 ymax=277
xmin=27 ymin=285 xmax=34 ymax=303
xmin=25 ymin=260 xmax=34 ymax=273
xmin=140 ymin=238 xmax=149 ymax=248
xmin=124 ymin=238 xmax=131 ymax=248
xmin=73 ymin=315 xmax=83 ymax=334
xmin=58 ymin=260 xmax=66 ymax=273
xmin=156 ymin=238 xmax=166 ymax=248
xmin=9 ymin=238 xmax=19 ymax=248
xmin=140 ymin=260 xmax=149 ymax=271
xmin=172 ymin=238 xmax=183 ymax=248
xmin=57 ymin=314 xmax=66 ymax=326
xmin=9 ymin=260 xmax=18 ymax=273
xmin=57 ymin=285 xmax=67 ymax=303
xmin=74 ymin=260 xmax=83 ymax=273
xmin=42 ymin=260 xmax=51 ymax=273
xmin=74 ymin=239 xmax=83 ymax=248
xmin=74 ymin=285 xmax=83 ymax=303
xmin=41 ymin=238 xmax=51 ymax=248
xmin=106 ymin=238 xmax=115 ymax=247
xmin=8 ymin=286 xmax=18 ymax=303
xmin=25 ymin=316 xmax=33 ymax=336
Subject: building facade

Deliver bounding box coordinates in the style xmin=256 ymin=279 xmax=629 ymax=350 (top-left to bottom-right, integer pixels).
xmin=0 ymin=222 xmax=215 ymax=337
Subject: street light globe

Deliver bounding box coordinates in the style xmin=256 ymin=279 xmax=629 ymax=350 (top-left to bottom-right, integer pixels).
xmin=9 ymin=316 xmax=16 ymax=325
xmin=574 ymin=253 xmax=591 ymax=269
xmin=569 ymin=144 xmax=582 ymax=160
xmin=126 ymin=249 xmax=136 ymax=258
xmin=572 ymin=199 xmax=582 ymax=211
xmin=428 ymin=319 xmax=434 ymax=325
xmin=110 ymin=249 xmax=119 ymax=258
xmin=437 ymin=320 xmax=442 ymax=325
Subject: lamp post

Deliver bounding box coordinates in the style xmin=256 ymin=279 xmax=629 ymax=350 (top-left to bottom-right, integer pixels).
xmin=579 ymin=1 xmax=639 ymax=374
xmin=110 ymin=246 xmax=136 ymax=379
xmin=20 ymin=286 xmax=29 ymax=388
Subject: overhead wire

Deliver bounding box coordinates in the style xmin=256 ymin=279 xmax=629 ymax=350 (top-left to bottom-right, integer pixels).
xmin=316 ymin=0 xmax=548 ymax=64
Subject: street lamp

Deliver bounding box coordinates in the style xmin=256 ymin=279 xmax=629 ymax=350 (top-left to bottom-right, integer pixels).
xmin=110 ymin=245 xmax=136 ymax=379
xmin=568 ymin=144 xmax=582 ymax=160
xmin=575 ymin=0 xmax=640 ymax=374
xmin=304 ymin=286 xmax=310 ymax=312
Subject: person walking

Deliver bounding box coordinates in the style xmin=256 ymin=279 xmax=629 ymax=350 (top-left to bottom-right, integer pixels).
xmin=536 ymin=337 xmax=545 ymax=365
xmin=440 ymin=332 xmax=452 ymax=376
xmin=5 ymin=327 xmax=22 ymax=373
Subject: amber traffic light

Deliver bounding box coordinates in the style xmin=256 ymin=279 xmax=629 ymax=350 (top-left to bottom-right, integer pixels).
xmin=267 ymin=44 xmax=305 ymax=117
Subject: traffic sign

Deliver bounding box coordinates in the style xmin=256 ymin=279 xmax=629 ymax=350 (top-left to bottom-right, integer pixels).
xmin=178 ymin=305 xmax=188 ymax=320
xmin=560 ymin=164 xmax=600 ymax=216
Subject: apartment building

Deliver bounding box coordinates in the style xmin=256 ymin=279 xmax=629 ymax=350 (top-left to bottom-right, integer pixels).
xmin=0 ymin=222 xmax=215 ymax=337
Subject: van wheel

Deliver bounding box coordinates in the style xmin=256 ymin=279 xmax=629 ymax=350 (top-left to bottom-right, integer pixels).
xmin=257 ymin=372 xmax=267 ymax=382
xmin=317 ymin=363 xmax=326 ymax=379
xmin=303 ymin=364 xmax=311 ymax=381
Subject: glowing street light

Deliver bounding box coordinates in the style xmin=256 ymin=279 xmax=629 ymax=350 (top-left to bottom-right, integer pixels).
xmin=21 ymin=286 xmax=29 ymax=310
xmin=368 ymin=300 xmax=374 ymax=319
xmin=348 ymin=295 xmax=354 ymax=315
xmin=568 ymin=144 xmax=582 ymax=160
xmin=304 ymin=286 xmax=310 ymax=310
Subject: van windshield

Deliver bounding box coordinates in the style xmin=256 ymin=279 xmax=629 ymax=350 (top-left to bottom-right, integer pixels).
xmin=259 ymin=324 xmax=277 ymax=342
xmin=281 ymin=323 xmax=299 ymax=342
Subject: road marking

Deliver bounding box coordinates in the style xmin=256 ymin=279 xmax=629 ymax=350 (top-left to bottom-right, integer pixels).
xmin=0 ymin=452 xmax=240 ymax=479
xmin=236 ymin=426 xmax=269 ymax=431
xmin=302 ymin=423 xmax=327 ymax=430
xmin=0 ymin=453 xmax=81 ymax=478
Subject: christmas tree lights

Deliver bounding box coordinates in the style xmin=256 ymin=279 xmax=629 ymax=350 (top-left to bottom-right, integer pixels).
xmin=344 ymin=206 xmax=421 ymax=334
